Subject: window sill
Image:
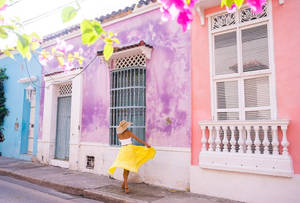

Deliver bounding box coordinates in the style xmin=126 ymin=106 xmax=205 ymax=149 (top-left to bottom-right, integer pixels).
xmin=199 ymin=151 xmax=293 ymax=177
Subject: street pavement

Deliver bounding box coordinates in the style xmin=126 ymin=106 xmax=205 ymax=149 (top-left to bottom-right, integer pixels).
xmin=0 ymin=157 xmax=241 ymax=203
xmin=0 ymin=175 xmax=103 ymax=203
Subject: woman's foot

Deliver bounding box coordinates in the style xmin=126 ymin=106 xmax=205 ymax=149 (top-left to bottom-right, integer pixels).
xmin=121 ymin=182 xmax=125 ymax=189
xmin=124 ymin=187 xmax=130 ymax=194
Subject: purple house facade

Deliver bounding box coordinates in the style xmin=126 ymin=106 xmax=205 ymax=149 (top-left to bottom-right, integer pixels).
xmin=37 ymin=1 xmax=191 ymax=189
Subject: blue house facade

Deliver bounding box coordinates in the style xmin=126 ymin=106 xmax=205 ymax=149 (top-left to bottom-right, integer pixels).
xmin=0 ymin=53 xmax=42 ymax=160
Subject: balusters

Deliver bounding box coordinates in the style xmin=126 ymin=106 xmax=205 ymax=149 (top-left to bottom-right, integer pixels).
xmin=215 ymin=126 xmax=221 ymax=152
xmin=272 ymin=125 xmax=279 ymax=155
xmin=281 ymin=125 xmax=289 ymax=156
xmin=200 ymin=126 xmax=207 ymax=152
xmin=223 ymin=126 xmax=229 ymax=152
xmin=208 ymin=126 xmax=214 ymax=152
xmin=245 ymin=126 xmax=252 ymax=154
xmin=262 ymin=125 xmax=269 ymax=155
xmin=238 ymin=126 xmax=244 ymax=153
xmin=230 ymin=126 xmax=236 ymax=153
xmin=254 ymin=126 xmax=260 ymax=154
xmin=199 ymin=121 xmax=289 ymax=157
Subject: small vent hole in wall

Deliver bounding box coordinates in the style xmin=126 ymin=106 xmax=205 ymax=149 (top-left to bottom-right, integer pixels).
xmin=86 ymin=156 xmax=95 ymax=169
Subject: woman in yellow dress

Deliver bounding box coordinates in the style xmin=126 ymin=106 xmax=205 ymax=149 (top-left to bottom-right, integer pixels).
xmin=108 ymin=120 xmax=156 ymax=193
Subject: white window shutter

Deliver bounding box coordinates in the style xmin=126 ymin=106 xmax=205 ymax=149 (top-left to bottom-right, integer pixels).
xmin=242 ymin=25 xmax=269 ymax=72
xmin=214 ymin=32 xmax=238 ymax=75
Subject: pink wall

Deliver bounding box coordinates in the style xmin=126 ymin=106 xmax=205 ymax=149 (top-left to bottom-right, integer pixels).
xmin=191 ymin=1 xmax=300 ymax=174
xmin=191 ymin=6 xmax=222 ymax=165
xmin=272 ymin=0 xmax=300 ymax=173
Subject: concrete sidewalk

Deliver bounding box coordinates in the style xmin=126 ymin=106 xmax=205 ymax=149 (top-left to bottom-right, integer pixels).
xmin=0 ymin=157 xmax=239 ymax=203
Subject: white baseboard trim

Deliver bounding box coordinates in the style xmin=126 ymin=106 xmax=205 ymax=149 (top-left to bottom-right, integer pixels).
xmin=50 ymin=159 xmax=69 ymax=168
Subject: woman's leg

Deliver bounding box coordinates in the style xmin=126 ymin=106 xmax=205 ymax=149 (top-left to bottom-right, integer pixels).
xmin=123 ymin=169 xmax=130 ymax=193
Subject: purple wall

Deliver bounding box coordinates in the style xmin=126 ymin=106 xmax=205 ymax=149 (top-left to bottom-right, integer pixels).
xmin=41 ymin=9 xmax=191 ymax=147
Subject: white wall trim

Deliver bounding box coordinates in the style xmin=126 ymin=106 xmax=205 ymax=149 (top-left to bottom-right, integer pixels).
xmin=50 ymin=159 xmax=70 ymax=168
xmin=17 ymin=76 xmax=38 ymax=83
xmin=191 ymin=166 xmax=300 ymax=203
xmin=38 ymin=68 xmax=83 ymax=169
xmin=199 ymin=151 xmax=293 ymax=177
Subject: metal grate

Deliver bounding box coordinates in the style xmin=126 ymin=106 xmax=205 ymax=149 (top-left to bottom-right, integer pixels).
xmin=211 ymin=4 xmax=268 ymax=31
xmin=110 ymin=54 xmax=146 ymax=146
xmin=212 ymin=12 xmax=236 ymax=30
xmin=58 ymin=83 xmax=72 ymax=97
xmin=115 ymin=54 xmax=146 ymax=69
xmin=86 ymin=156 xmax=95 ymax=169
xmin=240 ymin=5 xmax=267 ymax=23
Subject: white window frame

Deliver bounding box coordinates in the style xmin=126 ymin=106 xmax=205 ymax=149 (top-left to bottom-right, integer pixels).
xmin=208 ymin=0 xmax=277 ymax=121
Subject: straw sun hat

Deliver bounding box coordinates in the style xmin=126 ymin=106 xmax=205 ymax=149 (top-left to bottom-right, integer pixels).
xmin=116 ymin=120 xmax=132 ymax=134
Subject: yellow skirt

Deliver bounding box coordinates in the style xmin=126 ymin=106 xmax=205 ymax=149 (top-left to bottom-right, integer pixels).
xmin=108 ymin=145 xmax=156 ymax=174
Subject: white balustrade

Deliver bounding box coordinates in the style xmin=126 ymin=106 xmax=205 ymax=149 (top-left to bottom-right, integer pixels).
xmin=199 ymin=120 xmax=289 ymax=156
xmin=198 ymin=120 xmax=292 ymax=177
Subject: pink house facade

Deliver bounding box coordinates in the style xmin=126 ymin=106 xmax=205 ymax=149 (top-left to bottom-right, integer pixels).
xmin=191 ymin=0 xmax=300 ymax=202
xmin=37 ymin=1 xmax=191 ymax=190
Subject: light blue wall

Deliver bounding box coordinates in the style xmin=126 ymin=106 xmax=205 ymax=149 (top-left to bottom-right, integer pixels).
xmin=0 ymin=53 xmax=42 ymax=160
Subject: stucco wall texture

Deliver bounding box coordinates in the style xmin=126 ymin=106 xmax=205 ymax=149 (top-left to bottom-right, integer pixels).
xmin=191 ymin=1 xmax=300 ymax=173
xmin=0 ymin=53 xmax=42 ymax=159
xmin=41 ymin=9 xmax=191 ymax=148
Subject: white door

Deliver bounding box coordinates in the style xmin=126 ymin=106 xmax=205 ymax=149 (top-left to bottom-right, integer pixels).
xmin=27 ymin=92 xmax=36 ymax=154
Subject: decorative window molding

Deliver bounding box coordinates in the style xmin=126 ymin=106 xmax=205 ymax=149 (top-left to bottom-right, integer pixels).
xmin=115 ymin=54 xmax=146 ymax=69
xmin=240 ymin=5 xmax=268 ymax=23
xmin=44 ymin=68 xmax=82 ymax=84
xmin=58 ymin=83 xmax=72 ymax=97
xmin=212 ymin=12 xmax=236 ymax=30
xmin=18 ymin=76 xmax=38 ymax=83
xmin=97 ymin=41 xmax=153 ymax=68
xmin=211 ymin=4 xmax=268 ymax=31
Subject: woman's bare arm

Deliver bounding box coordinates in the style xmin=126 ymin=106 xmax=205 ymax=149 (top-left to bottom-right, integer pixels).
xmin=129 ymin=131 xmax=151 ymax=148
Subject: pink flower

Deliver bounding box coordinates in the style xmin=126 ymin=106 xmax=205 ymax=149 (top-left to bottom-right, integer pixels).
xmin=177 ymin=9 xmax=192 ymax=32
xmin=0 ymin=4 xmax=7 ymax=11
xmin=61 ymin=61 xmax=74 ymax=71
xmin=39 ymin=51 xmax=53 ymax=66
xmin=159 ymin=0 xmax=194 ymax=32
xmin=247 ymin=0 xmax=267 ymax=14
xmin=226 ymin=3 xmax=237 ymax=13
xmin=55 ymin=39 xmax=73 ymax=54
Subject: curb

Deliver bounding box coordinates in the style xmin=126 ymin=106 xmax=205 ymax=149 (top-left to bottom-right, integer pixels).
xmin=0 ymin=169 xmax=136 ymax=203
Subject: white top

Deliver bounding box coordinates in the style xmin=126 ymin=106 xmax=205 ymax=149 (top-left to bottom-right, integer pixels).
xmin=120 ymin=138 xmax=132 ymax=146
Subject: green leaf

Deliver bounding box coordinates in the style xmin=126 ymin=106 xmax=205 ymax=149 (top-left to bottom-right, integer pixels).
xmin=91 ymin=20 xmax=104 ymax=35
xmin=61 ymin=6 xmax=77 ymax=23
xmin=0 ymin=0 xmax=6 ymax=9
xmin=0 ymin=27 xmax=8 ymax=39
xmin=16 ymin=34 xmax=31 ymax=60
xmin=29 ymin=32 xmax=41 ymax=50
xmin=103 ymin=43 xmax=113 ymax=61
xmin=112 ymin=38 xmax=120 ymax=44
xmin=234 ymin=0 xmax=244 ymax=8
xmin=3 ymin=49 xmax=14 ymax=59
xmin=80 ymin=19 xmax=102 ymax=46
xmin=2 ymin=25 xmax=15 ymax=30
xmin=221 ymin=0 xmax=234 ymax=8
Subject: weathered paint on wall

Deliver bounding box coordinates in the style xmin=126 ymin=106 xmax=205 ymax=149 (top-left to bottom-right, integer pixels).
xmin=0 ymin=53 xmax=41 ymax=160
xmin=191 ymin=1 xmax=300 ymax=173
xmin=272 ymin=0 xmax=300 ymax=173
xmin=41 ymin=9 xmax=191 ymax=147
